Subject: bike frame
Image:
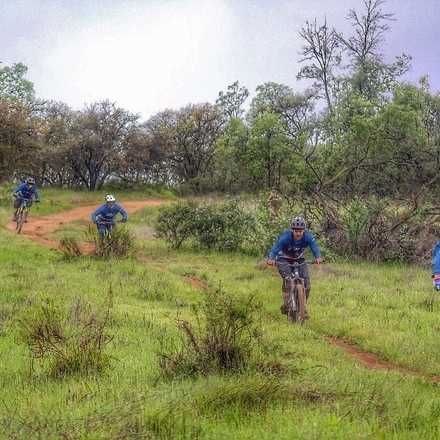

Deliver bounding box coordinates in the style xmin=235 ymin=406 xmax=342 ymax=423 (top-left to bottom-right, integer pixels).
xmin=276 ymin=259 xmax=312 ymax=323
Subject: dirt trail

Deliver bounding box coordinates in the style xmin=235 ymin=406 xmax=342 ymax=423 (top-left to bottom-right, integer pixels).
xmin=327 ymin=336 xmax=440 ymax=383
xmin=7 ymin=202 xmax=438 ymax=382
xmin=5 ymin=200 xmax=164 ymax=249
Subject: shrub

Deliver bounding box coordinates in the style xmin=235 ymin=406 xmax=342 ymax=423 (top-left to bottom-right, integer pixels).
xmin=155 ymin=202 xmax=196 ymax=248
xmin=319 ymin=196 xmax=436 ymax=262
xmin=59 ymin=236 xmax=82 ymax=258
xmin=87 ymin=224 xmax=135 ymax=258
xmin=156 ymin=200 xmax=256 ymax=252
xmin=18 ymin=298 xmax=113 ymax=377
xmin=245 ymin=195 xmax=294 ymax=255
xmin=191 ymin=200 xmax=255 ymax=251
xmin=158 ymin=288 xmax=262 ymax=377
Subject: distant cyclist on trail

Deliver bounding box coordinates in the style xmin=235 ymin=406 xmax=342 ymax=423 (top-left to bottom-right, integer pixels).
xmin=266 ymin=216 xmax=322 ymax=316
xmin=432 ymin=241 xmax=440 ymax=291
xmin=91 ymin=194 xmax=128 ymax=237
xmin=12 ymin=177 xmax=40 ymax=221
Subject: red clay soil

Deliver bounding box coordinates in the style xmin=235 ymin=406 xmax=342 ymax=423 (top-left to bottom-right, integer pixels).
xmin=5 ymin=200 xmax=164 ymax=250
xmin=326 ymin=336 xmax=440 ymax=383
xmin=183 ymin=276 xmax=209 ymax=290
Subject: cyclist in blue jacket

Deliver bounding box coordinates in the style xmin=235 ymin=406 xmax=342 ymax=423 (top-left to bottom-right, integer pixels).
xmin=432 ymin=241 xmax=440 ymax=291
xmin=91 ymin=194 xmax=128 ymax=237
xmin=12 ymin=177 xmax=40 ymax=221
xmin=267 ymin=216 xmax=322 ymax=315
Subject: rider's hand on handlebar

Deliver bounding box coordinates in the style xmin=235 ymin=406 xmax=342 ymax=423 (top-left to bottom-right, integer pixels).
xmin=266 ymin=259 xmax=276 ymax=267
xmin=315 ymin=257 xmax=323 ymax=265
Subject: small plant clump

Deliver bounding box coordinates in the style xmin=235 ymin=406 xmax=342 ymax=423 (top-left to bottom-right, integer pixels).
xmin=158 ymin=288 xmax=262 ymax=378
xmin=18 ymin=298 xmax=113 ymax=377
xmin=59 ymin=236 xmax=83 ymax=258
xmin=87 ymin=224 xmax=135 ymax=258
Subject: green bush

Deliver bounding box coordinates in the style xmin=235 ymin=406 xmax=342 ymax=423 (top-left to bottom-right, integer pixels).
xmin=18 ymin=298 xmax=113 ymax=377
xmin=87 ymin=224 xmax=135 ymax=258
xmin=156 ymin=200 xmax=256 ymax=252
xmin=155 ymin=202 xmax=196 ymax=248
xmin=158 ymin=288 xmax=262 ymax=378
xmin=59 ymin=236 xmax=82 ymax=258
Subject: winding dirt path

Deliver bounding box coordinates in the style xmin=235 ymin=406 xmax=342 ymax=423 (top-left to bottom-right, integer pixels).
xmin=6 ymin=202 xmax=439 ymax=382
xmin=5 ymin=200 xmax=164 ymax=249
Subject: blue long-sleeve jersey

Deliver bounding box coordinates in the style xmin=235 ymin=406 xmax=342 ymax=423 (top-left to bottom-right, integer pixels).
xmin=268 ymin=229 xmax=321 ymax=261
xmin=14 ymin=182 xmax=39 ymax=200
xmin=91 ymin=203 xmax=128 ymax=223
xmin=432 ymin=241 xmax=440 ymax=275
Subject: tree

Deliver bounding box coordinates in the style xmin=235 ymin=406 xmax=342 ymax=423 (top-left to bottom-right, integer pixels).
xmin=216 ymin=81 xmax=249 ymax=120
xmin=297 ymin=19 xmax=341 ymax=112
xmin=0 ymin=62 xmax=35 ymax=103
xmin=67 ymin=101 xmax=139 ymax=190
xmin=145 ymin=103 xmax=223 ymax=190
xmin=213 ymin=117 xmax=250 ymax=191
xmin=0 ymin=99 xmax=41 ymax=181
xmin=249 ymin=82 xmax=314 ymax=141
xmin=246 ymin=112 xmax=292 ymax=190
xmin=337 ymin=0 xmax=411 ymax=100
xmin=37 ymin=101 xmax=76 ymax=186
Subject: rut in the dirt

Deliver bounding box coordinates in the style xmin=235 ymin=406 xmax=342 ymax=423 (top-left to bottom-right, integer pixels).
xmin=327 ymin=336 xmax=440 ymax=383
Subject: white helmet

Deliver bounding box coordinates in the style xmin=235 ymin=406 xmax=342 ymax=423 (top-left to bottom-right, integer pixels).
xmin=105 ymin=194 xmax=116 ymax=202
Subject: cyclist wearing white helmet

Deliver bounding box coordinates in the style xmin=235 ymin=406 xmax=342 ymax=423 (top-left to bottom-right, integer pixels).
xmin=267 ymin=215 xmax=322 ymax=316
xmin=91 ymin=194 xmax=128 ymax=237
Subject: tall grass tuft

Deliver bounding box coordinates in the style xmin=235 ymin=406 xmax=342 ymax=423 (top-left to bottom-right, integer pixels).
xmin=158 ymin=288 xmax=262 ymax=377
xmin=86 ymin=224 xmax=135 ymax=258
xmin=18 ymin=297 xmax=113 ymax=377
xmin=59 ymin=236 xmax=82 ymax=258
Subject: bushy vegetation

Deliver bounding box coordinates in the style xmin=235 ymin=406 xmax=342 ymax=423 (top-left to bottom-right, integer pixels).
xmin=18 ymin=298 xmax=113 ymax=377
xmin=159 ymin=288 xmax=262 ymax=378
xmin=59 ymin=235 xmax=82 ymax=258
xmin=87 ymin=224 xmax=136 ymax=258
xmin=156 ymin=200 xmax=255 ymax=252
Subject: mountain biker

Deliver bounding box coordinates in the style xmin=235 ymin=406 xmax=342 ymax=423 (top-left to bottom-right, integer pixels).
xmin=266 ymin=216 xmax=322 ymax=316
xmin=432 ymin=241 xmax=440 ymax=291
xmin=91 ymin=194 xmax=128 ymax=237
xmin=12 ymin=177 xmax=40 ymax=221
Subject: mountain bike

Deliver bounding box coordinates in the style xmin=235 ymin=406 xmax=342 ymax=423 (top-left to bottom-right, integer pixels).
xmin=15 ymin=198 xmax=33 ymax=234
xmin=278 ymin=260 xmax=313 ymax=324
xmin=96 ymin=218 xmax=125 ymax=237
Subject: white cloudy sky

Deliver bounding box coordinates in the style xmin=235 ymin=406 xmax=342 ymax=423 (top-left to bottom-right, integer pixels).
xmin=1 ymin=0 xmax=439 ymax=119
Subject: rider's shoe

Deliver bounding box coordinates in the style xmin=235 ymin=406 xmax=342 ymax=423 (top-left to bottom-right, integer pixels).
xmin=280 ymin=304 xmax=288 ymax=315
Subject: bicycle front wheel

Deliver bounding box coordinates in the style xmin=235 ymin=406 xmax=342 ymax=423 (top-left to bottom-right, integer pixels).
xmin=295 ymin=283 xmax=306 ymax=324
xmin=16 ymin=209 xmax=26 ymax=233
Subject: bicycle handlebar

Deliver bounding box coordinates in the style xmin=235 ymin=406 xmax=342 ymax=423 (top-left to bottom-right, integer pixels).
xmin=96 ymin=218 xmax=125 ymax=225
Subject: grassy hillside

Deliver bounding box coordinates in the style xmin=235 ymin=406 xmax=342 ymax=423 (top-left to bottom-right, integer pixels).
xmin=1 ymin=191 xmax=440 ymax=439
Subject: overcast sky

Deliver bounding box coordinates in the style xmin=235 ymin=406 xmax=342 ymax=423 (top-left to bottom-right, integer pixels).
xmin=1 ymin=0 xmax=439 ymax=119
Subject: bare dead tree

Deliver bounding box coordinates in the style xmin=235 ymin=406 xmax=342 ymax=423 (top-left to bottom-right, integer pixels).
xmin=298 ymin=18 xmax=341 ymax=113
xmin=338 ymin=0 xmax=394 ymax=66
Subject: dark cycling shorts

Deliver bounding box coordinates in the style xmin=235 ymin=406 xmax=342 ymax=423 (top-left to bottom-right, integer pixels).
xmin=277 ymin=259 xmax=310 ymax=292
xmin=14 ymin=198 xmax=32 ymax=209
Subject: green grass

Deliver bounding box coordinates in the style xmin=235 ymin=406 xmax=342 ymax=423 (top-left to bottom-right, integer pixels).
xmin=1 ymin=195 xmax=440 ymax=439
